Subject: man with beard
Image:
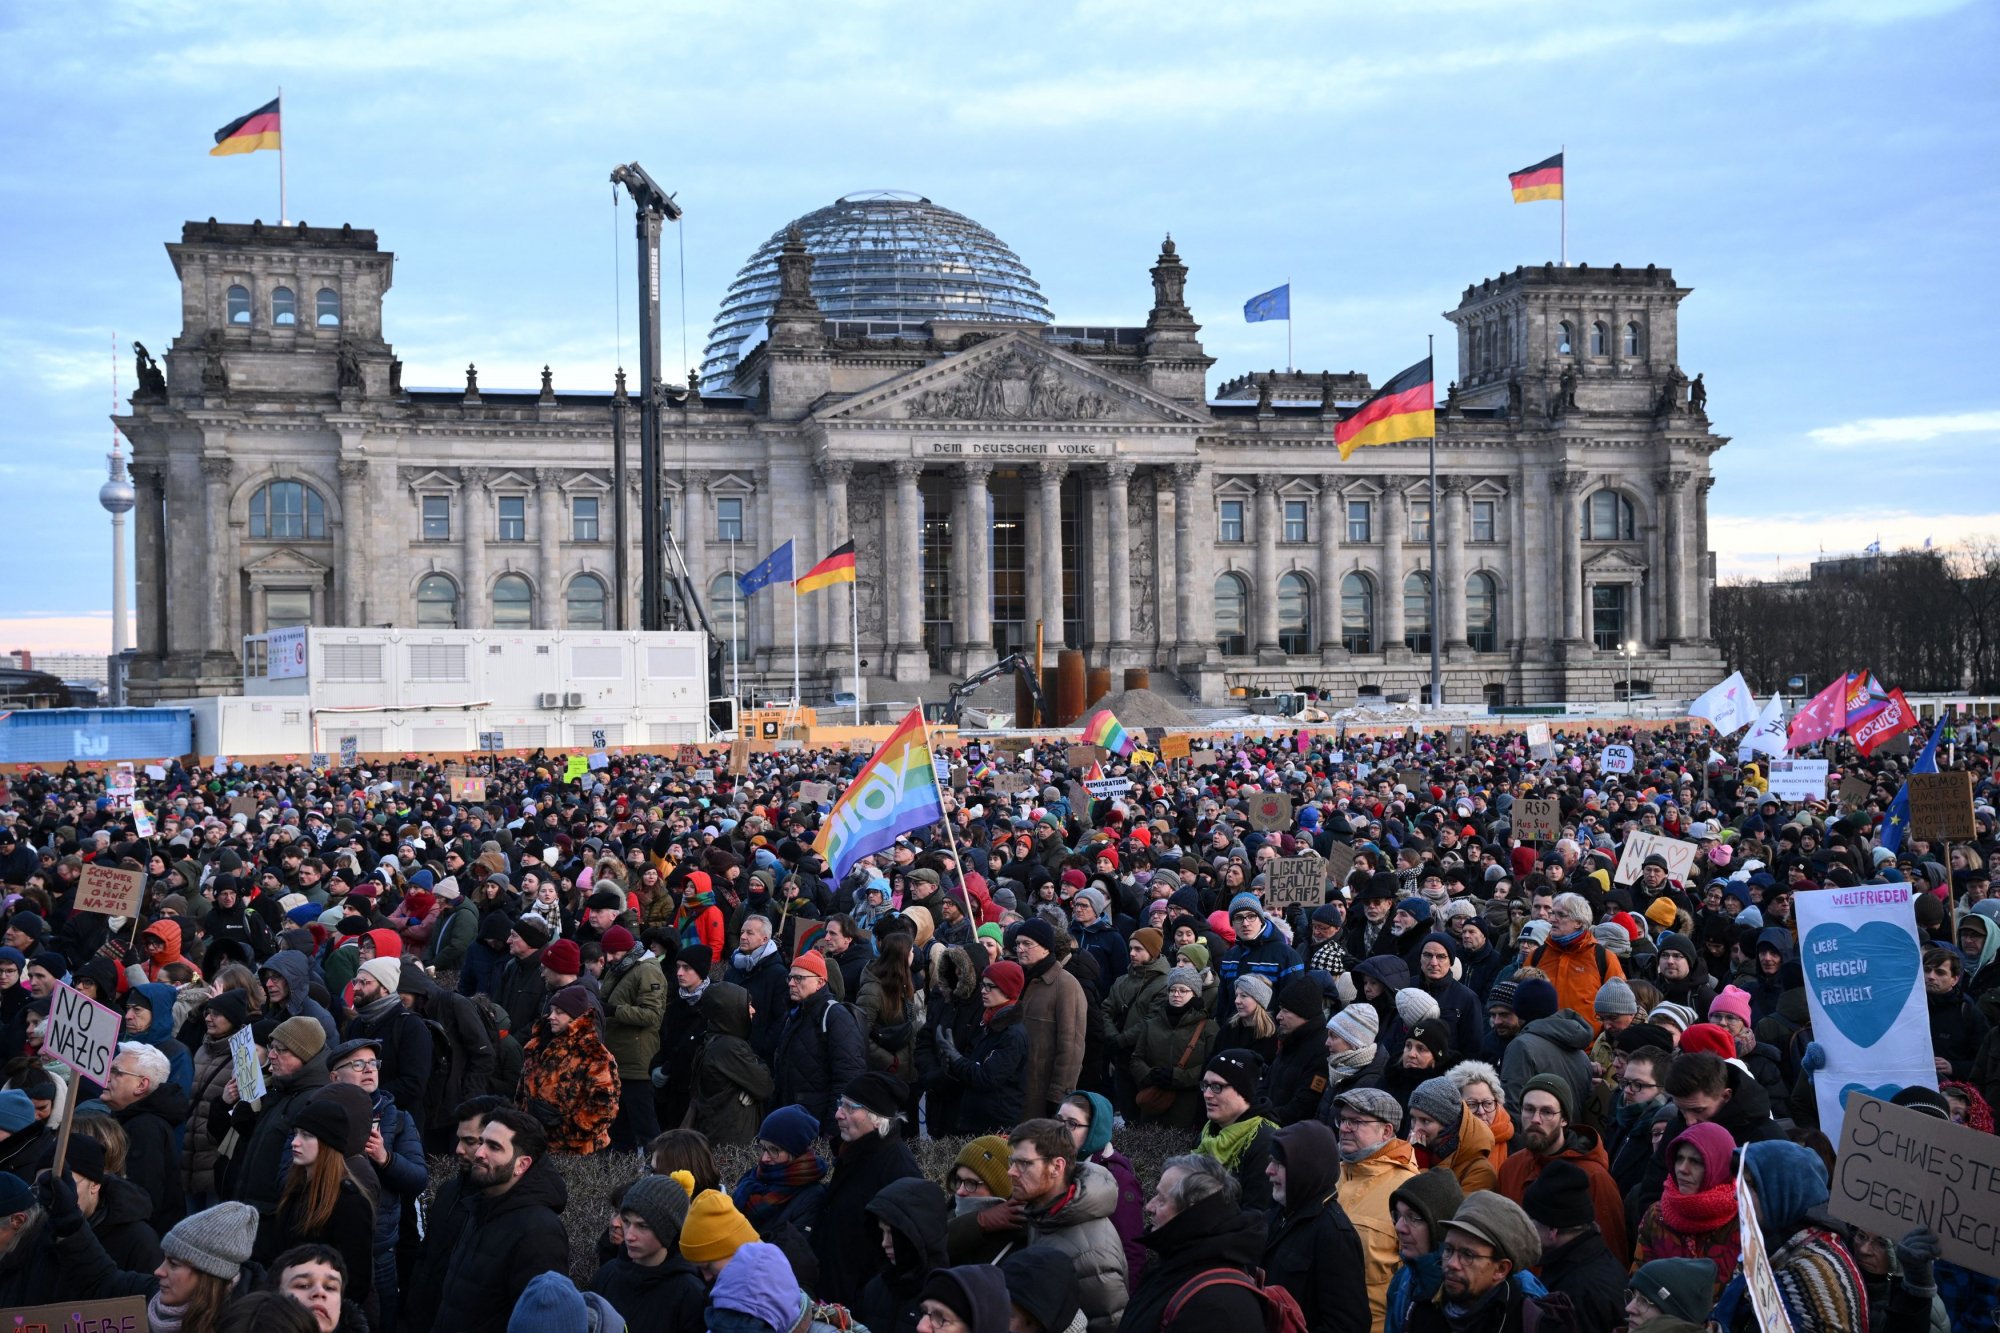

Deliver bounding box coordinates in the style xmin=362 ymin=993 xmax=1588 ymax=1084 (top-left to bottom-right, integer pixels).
xmin=1406 ymin=1193 xmax=1546 ymax=1333
xmin=342 ymin=955 xmax=432 ymax=1118
xmin=402 ymin=1093 xmax=509 ymax=1332
xmin=1496 ymin=1074 xmax=1628 ymax=1258
xmin=429 ymin=1106 xmax=571 ymax=1330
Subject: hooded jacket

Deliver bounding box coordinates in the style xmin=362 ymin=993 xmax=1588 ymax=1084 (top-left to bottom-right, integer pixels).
xmin=259 ymin=950 xmax=340 ymax=1049
xmin=139 ymin=919 xmax=189 ymax=981
xmin=1116 ymin=1189 xmax=1269 ymax=1333
xmin=1531 ymin=927 xmax=1626 ymax=1038
xmin=399 ymin=964 xmax=499 ymax=1123
xmin=1498 ymin=1009 xmax=1596 ymax=1118
xmin=111 ymin=1075 xmax=188 ymax=1237
xmin=432 ymin=1154 xmax=572 ymax=1331
xmin=1024 ymin=1159 xmax=1130 ymax=1333
xmin=1337 ymin=1135 xmax=1420 ymax=1332
xmin=860 ymin=1175 xmax=952 ymax=1333
xmin=1103 ymin=951 xmax=1170 ymax=1054
xmin=83 ymin=1171 xmax=165 ymax=1274
xmin=688 ymin=982 xmax=773 ymax=1146
xmin=1497 ymin=1126 xmax=1629 ymax=1259
xmin=812 ymin=1126 xmax=923 ymax=1308
xmin=590 ymin=1248 xmax=708 ymax=1333
xmin=124 ymin=980 xmax=194 ymax=1094
xmin=216 ymin=1045 xmax=331 ymax=1214
xmin=1262 ymin=1121 xmax=1369 ymax=1333
xmin=1127 ymin=993 xmax=1216 ymax=1129
xmin=456 ymin=911 xmax=512 ymax=1001
xmin=1432 ymin=1100 xmax=1500 ymax=1196
xmin=425 ymin=893 xmax=480 ymax=972
xmin=1004 ymin=1245 xmax=1085 ymax=1333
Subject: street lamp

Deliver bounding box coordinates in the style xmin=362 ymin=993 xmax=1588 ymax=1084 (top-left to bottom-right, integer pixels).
xmin=1623 ymin=641 xmax=1638 ymax=718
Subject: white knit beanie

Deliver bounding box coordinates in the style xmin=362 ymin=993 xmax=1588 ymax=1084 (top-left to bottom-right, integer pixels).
xmin=359 ymin=956 xmax=401 ymax=993
xmin=1326 ymin=1002 xmax=1379 ymax=1048
xmin=1395 ymin=986 xmax=1442 ymax=1026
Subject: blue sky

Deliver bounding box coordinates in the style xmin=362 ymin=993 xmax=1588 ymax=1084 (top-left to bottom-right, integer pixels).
xmin=3 ymin=0 xmax=1994 ymax=652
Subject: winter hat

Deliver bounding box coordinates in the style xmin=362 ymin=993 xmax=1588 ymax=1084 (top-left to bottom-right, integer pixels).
xmin=291 ymin=1083 xmax=373 ymax=1157
xmin=1074 ymin=888 xmax=1109 ymax=919
xmin=918 ymin=1267 xmax=1012 ymax=1331
xmin=1485 ymin=980 xmax=1519 ymax=1015
xmin=1178 ymin=941 xmax=1211 ymax=974
xmin=1326 ymin=1002 xmax=1380 ymax=1049
xmin=1163 ymin=964 xmax=1203 ymax=994
xmin=1511 ymin=978 xmax=1559 ymax=1024
xmin=982 ymin=960 xmax=1026 ymax=1003
xmin=1015 ymin=917 xmax=1058 ymax=952
xmin=1647 ymin=1001 xmax=1697 ymax=1032
xmin=844 ymin=1071 xmax=906 ymax=1120
xmin=1630 ymin=1258 xmax=1718 ymax=1326
xmin=551 ymin=985 xmax=594 ymax=1019
xmin=1443 ymin=1191 xmax=1542 ymax=1272
xmin=0 ymin=1090 xmax=36 ymax=1133
xmin=1522 ymin=1072 xmax=1575 ymax=1124
xmin=1277 ymin=975 xmax=1326 ymax=1024
xmin=1205 ymin=1048 xmax=1264 ymax=1103
xmin=758 ymin=1105 xmax=821 ymax=1158
xmin=204 ymin=987 xmax=253 ymax=1033
xmin=954 ymin=1135 xmax=1014 ymax=1197
xmin=1708 ymin=985 xmax=1754 ymax=1027
xmin=600 ymin=925 xmax=635 ymax=954
xmin=1644 ymin=896 xmax=1680 ymax=929
xmin=708 ymin=1242 xmax=801 ymax=1330
xmin=1130 ymin=927 xmax=1163 ymax=961
xmin=433 ymin=875 xmax=462 ymax=902
xmin=1235 ymin=973 xmax=1274 ymax=1011
xmin=1395 ymin=897 xmax=1433 ymax=925
xmin=1001 ymin=1247 xmax=1081 ymax=1333
xmin=358 ymin=956 xmax=401 ymax=993
xmin=1742 ymin=1139 xmax=1830 ymax=1235
xmin=0 ymin=1171 xmax=29 ymax=1215
xmin=1518 ymin=919 xmax=1553 ymax=946
xmin=788 ymin=948 xmax=826 ymax=982
xmin=1332 ymin=1086 xmax=1403 ymax=1128
xmin=1394 ymin=987 xmax=1441 ymax=1027
xmin=1073 ymin=1091 xmax=1116 ymax=1160
xmin=39 ymin=1132 xmax=106 ymax=1184
xmin=1679 ymin=1023 xmax=1735 ymax=1062
xmin=1408 ymin=1077 xmax=1465 ymax=1129
xmin=1522 ymin=1158 xmax=1596 ymax=1230
xmin=1592 ymin=922 xmax=1633 ymax=956
xmin=511 ymin=914 xmax=553 ymax=950
xmin=622 ymin=1170 xmax=694 ymax=1243
xmin=1228 ymin=892 xmax=1266 ymax=920
xmin=1389 ymin=1166 xmax=1465 ymax=1238
xmin=541 ymin=938 xmax=582 ymax=975
xmin=1593 ymin=977 xmax=1638 ymax=1018
xmin=507 ymin=1272 xmax=615 ymax=1333
xmin=268 ymin=1015 xmax=326 ymax=1062
xmin=678 ymin=1189 xmax=761 ymax=1264
xmin=1614 ymin=1023 xmax=1674 ymax=1054
xmin=161 ymin=1201 xmax=260 ymax=1280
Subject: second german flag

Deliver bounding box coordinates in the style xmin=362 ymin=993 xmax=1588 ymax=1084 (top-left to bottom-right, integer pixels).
xmin=795 ymin=540 xmax=856 ymax=594
xmin=1335 ymin=358 xmax=1434 ymax=460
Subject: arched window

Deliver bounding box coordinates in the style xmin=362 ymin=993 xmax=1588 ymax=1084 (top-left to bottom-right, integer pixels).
xmin=1403 ymin=571 xmax=1433 ymax=654
xmin=272 ymin=286 xmax=296 ymax=326
xmin=316 ymin=288 xmax=342 ymax=327
xmin=416 ymin=574 xmax=459 ymax=628
xmin=1466 ymin=572 xmax=1499 ymax=652
xmin=1590 ymin=322 xmax=1609 ymax=356
xmin=708 ymin=573 xmax=747 ymax=654
xmin=491 ymin=574 xmax=533 ymax=628
xmin=566 ymin=574 xmax=608 ymax=630
xmin=1556 ymin=321 xmax=1573 ymax=355
xmin=1623 ymin=322 xmax=1642 ymax=356
xmin=1584 ymin=489 xmax=1636 ymax=541
xmin=1214 ymin=572 xmax=1249 ymax=656
xmin=227 ymin=284 xmax=252 ymax=325
xmin=1277 ymin=572 xmax=1312 ymax=655
xmin=248 ymin=480 xmax=326 ymax=540
xmin=1340 ymin=572 xmax=1375 ymax=653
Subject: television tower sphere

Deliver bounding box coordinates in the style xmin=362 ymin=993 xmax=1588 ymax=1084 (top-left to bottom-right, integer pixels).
xmin=100 ymin=453 xmax=136 ymax=514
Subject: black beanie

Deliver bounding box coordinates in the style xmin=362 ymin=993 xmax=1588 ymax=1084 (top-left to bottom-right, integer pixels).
xmin=1205 ymin=1049 xmax=1263 ymax=1104
xmin=1522 ymin=1159 xmax=1596 ymax=1231
xmin=1277 ymin=975 xmax=1326 ymax=1024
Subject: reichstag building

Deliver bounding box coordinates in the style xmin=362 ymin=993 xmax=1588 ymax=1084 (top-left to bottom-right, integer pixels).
xmin=117 ymin=193 xmax=1727 ymax=706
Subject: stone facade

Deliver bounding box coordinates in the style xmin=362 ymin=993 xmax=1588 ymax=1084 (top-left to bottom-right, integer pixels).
xmin=118 ymin=219 xmax=1727 ymax=706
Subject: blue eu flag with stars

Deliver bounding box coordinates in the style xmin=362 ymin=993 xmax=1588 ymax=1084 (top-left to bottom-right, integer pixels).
xmin=1879 ymin=717 xmax=1943 ymax=856
xmin=1244 ymin=284 xmax=1290 ymax=323
xmin=737 ymin=540 xmax=794 ymax=597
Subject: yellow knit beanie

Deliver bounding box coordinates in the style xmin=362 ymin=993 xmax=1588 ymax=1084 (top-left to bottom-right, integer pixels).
xmin=677 ymin=1187 xmax=760 ymax=1264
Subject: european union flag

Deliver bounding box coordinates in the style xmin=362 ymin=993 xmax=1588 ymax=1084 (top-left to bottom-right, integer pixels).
xmin=737 ymin=540 xmax=794 ymax=597
xmin=1879 ymin=716 xmax=1943 ymax=855
xmin=1244 ymin=284 xmax=1290 ymax=323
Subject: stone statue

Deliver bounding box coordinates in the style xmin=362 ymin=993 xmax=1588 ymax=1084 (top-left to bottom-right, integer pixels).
xmin=389 ymin=359 xmax=404 ymax=395
xmin=1445 ymin=381 xmax=1461 ymax=413
xmin=1507 ymin=378 xmax=1523 ymax=417
xmin=1655 ymin=367 xmax=1687 ymax=415
xmin=908 ymin=343 xmax=1109 ymax=421
xmin=1558 ymin=365 xmax=1579 ymax=410
xmin=1688 ymin=373 xmax=1707 ymax=414
xmin=465 ymin=363 xmax=480 ymax=396
xmin=200 ymin=337 xmax=228 ymax=393
xmin=540 ymin=365 xmax=554 ymax=395
xmin=1255 ymin=375 xmax=1273 ymax=413
xmin=337 ymin=342 xmax=364 ymax=390
xmin=132 ymin=342 xmax=167 ymax=399
xmin=1151 ymin=236 xmax=1187 ymax=308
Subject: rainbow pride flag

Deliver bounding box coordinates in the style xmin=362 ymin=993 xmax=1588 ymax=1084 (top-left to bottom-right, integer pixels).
xmin=1081 ymin=709 xmax=1136 ymax=757
xmin=813 ymin=706 xmax=945 ymax=882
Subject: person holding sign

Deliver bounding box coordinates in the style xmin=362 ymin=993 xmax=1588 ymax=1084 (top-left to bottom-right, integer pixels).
xmin=1715 ymin=1140 xmax=1867 ymax=1333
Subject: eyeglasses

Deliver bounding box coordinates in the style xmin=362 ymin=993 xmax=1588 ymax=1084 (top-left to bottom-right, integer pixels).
xmin=1440 ymin=1240 xmax=1498 ymax=1266
xmin=1199 ymin=1079 xmax=1233 ymax=1094
xmin=1056 ymin=1115 xmax=1091 ymax=1132
xmin=950 ymin=1173 xmax=988 ymax=1192
xmin=337 ymin=1059 xmax=383 ymax=1073
xmin=1463 ymin=1098 xmax=1498 ymax=1115
xmin=1619 ymin=1078 xmax=1658 ymax=1095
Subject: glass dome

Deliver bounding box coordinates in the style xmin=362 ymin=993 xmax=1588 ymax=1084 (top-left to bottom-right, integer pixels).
xmin=700 ymin=191 xmax=1052 ymax=390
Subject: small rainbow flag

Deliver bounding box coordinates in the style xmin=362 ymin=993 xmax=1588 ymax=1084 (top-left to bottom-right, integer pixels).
xmin=813 ymin=706 xmax=945 ymax=882
xmin=1085 ymin=760 xmax=1105 ymax=783
xmin=1081 ymin=709 xmax=1136 ymax=757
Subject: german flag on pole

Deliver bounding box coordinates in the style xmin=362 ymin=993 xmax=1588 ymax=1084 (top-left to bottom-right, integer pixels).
xmin=211 ymin=98 xmax=281 ymax=156
xmin=794 ymin=540 xmax=857 ymax=594
xmin=1509 ymin=151 xmax=1563 ymax=203
xmin=1335 ymin=357 xmax=1434 ymax=460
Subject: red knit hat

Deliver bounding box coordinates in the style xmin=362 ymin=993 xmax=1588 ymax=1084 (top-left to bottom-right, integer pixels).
xmin=789 ymin=949 xmax=827 ymax=981
xmin=983 ymin=960 xmax=1025 ymax=1002
xmin=542 ymin=938 xmax=581 ymax=975
xmin=1678 ymin=1023 xmax=1735 ymax=1062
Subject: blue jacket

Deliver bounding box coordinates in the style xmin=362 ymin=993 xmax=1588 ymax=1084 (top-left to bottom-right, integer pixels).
xmin=1217 ymin=924 xmax=1304 ymax=1021
xmin=125 ymin=982 xmax=194 ymax=1095
xmin=1385 ymin=1250 xmax=1443 ymax=1333
xmin=1073 ymin=918 xmax=1128 ymax=985
xmin=367 ymin=1086 xmax=427 ymax=1250
xmin=259 ymin=950 xmax=341 ymax=1049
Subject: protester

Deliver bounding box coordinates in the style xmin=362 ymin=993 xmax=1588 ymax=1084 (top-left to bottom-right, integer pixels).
xmin=1331 ymin=1085 xmax=1420 ymax=1331
xmin=1262 ymin=1118 xmax=1368 ymax=1333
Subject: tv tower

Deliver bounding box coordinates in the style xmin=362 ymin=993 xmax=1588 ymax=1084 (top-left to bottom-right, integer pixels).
xmin=100 ymin=334 xmax=135 ymax=655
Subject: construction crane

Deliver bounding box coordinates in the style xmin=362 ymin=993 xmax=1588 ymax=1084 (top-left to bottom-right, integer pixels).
xmin=941 ymin=653 xmax=1051 ymax=727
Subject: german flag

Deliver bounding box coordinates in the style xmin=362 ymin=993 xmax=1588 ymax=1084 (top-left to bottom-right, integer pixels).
xmin=794 ymin=540 xmax=856 ymax=594
xmin=211 ymin=98 xmax=281 ymax=156
xmin=1509 ymin=151 xmax=1563 ymax=203
xmin=1336 ymin=358 xmax=1434 ymax=460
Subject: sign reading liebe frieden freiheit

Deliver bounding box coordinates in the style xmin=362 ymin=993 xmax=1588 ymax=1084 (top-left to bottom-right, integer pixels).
xmin=1795 ymin=883 xmax=1936 ymax=1141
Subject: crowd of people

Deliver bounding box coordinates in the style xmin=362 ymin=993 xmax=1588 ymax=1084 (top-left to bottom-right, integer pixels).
xmin=0 ymin=713 xmax=1993 ymax=1333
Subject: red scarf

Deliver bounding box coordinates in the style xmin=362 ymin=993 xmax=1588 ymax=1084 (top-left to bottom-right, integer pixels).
xmin=1660 ymin=1179 xmax=1737 ymax=1235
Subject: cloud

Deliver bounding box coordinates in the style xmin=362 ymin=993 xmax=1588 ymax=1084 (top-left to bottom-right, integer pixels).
xmin=1806 ymin=409 xmax=2000 ymax=448
xmin=1709 ymin=508 xmax=2000 ymax=578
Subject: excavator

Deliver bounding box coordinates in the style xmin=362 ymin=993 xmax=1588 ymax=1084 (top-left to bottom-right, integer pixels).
xmin=941 ymin=653 xmax=1052 ymax=727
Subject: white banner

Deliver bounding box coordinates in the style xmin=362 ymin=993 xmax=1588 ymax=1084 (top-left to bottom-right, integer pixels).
xmin=1613 ymin=831 xmax=1698 ymax=886
xmin=1744 ymin=695 xmax=1790 ymax=759
xmin=1766 ymin=758 xmax=1830 ymax=803
xmin=1599 ymin=744 xmax=1635 ymax=774
xmin=1795 ymin=883 xmax=1936 ymax=1142
xmin=267 ymin=625 xmax=308 ymax=679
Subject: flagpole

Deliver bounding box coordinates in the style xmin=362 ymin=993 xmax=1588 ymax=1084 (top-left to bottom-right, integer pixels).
xmin=850 ymin=562 xmax=863 ymax=726
xmin=917 ymin=709 xmax=980 ymax=926
xmin=729 ymin=537 xmax=740 ymax=704
xmin=1427 ymin=334 xmax=1441 ymax=711
xmin=1559 ymin=142 xmax=1566 ymax=268
xmin=277 ymin=87 xmax=287 ymax=225
xmin=790 ymin=535 xmax=800 ymax=726
xmin=1286 ymin=274 xmax=1293 ymax=374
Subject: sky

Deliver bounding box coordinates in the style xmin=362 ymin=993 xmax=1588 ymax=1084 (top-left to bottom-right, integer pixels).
xmin=2 ymin=0 xmax=1995 ymax=654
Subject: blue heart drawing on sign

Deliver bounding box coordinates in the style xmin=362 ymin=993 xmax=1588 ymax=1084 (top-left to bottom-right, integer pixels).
xmin=1803 ymin=921 xmax=1919 ymax=1049
xmin=1840 ymin=1081 xmax=1906 ymax=1108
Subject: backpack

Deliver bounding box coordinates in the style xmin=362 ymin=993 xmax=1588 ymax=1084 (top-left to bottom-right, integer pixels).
xmin=1531 ymin=940 xmax=1610 ymax=985
xmin=1163 ymin=1266 xmax=1309 ymax=1333
xmin=417 ymin=1016 xmax=459 ymax=1130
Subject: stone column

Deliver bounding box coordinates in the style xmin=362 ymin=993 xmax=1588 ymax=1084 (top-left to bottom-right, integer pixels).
xmin=1696 ymin=476 xmax=1715 ymax=642
xmin=1318 ymin=481 xmax=1344 ymax=660
xmin=535 ymin=467 xmax=564 ymax=629
xmin=1441 ymin=476 xmax=1469 ymax=650
xmin=201 ymin=457 xmax=233 ymax=652
xmin=338 ymin=459 xmax=369 ymax=626
xmin=889 ymin=462 xmax=925 ymax=673
xmin=1172 ymin=463 xmax=1206 ymax=660
xmin=958 ymin=461 xmax=995 ymax=669
xmin=1657 ymin=468 xmax=1690 ymax=643
xmin=1104 ymin=461 xmax=1133 ymax=659
xmin=1380 ymin=481 xmax=1406 ymax=652
xmin=678 ymin=470 xmax=706 ymax=621
xmin=1555 ymin=470 xmax=1586 ymax=643
xmin=1253 ymin=474 xmax=1281 ymax=657
xmin=461 ymin=467 xmax=489 ymax=628
xmin=132 ymin=463 xmax=167 ymax=659
xmin=1032 ymin=461 xmax=1068 ymax=651
xmin=820 ymin=460 xmax=853 ymax=667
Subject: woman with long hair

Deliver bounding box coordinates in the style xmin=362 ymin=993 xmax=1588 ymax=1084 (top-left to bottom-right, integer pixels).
xmin=259 ymin=1085 xmax=378 ymax=1314
xmin=51 ymin=1196 xmax=262 ymax=1333
xmin=859 ymin=933 xmax=925 ymax=1087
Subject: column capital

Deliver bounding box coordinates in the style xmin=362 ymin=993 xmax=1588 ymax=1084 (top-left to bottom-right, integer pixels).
xmin=1697 ymin=475 xmax=1717 ymax=495
xmin=1253 ymin=472 xmax=1281 ymax=496
xmin=131 ymin=462 xmax=166 ymax=490
xmin=955 ymin=459 xmax=994 ymax=486
xmin=199 ymin=455 xmax=232 ymax=483
xmin=889 ymin=460 xmax=924 ymax=482
xmin=1170 ymin=460 xmax=1204 ymax=488
xmin=1439 ymin=474 xmax=1470 ymax=495
xmin=1655 ymin=467 xmax=1691 ymax=493
xmin=461 ymin=466 xmax=491 ymax=491
xmin=533 ymin=466 xmax=564 ymax=488
xmin=818 ymin=458 xmax=853 ymax=486
xmin=1103 ymin=460 xmax=1136 ymax=485
xmin=1029 ymin=460 xmax=1068 ymax=485
xmin=1552 ymin=468 xmax=1588 ymax=496
xmin=337 ymin=457 xmax=370 ymax=483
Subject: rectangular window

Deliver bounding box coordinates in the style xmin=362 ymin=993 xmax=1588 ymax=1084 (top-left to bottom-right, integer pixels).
xmin=1347 ymin=499 xmax=1372 ymax=543
xmin=716 ymin=496 xmax=744 ymax=542
xmin=1471 ymin=499 xmax=1497 ymax=543
xmin=264 ymin=588 xmax=312 ymax=629
xmin=572 ymin=495 xmax=599 ymax=542
xmin=1409 ymin=499 xmax=1432 ymax=544
xmin=421 ymin=496 xmax=450 ymax=541
xmin=1219 ymin=499 xmax=1245 ymax=543
xmin=1283 ymin=499 xmax=1309 ymax=543
xmin=1591 ymin=585 xmax=1628 ymax=652
xmin=497 ymin=495 xmax=526 ymax=542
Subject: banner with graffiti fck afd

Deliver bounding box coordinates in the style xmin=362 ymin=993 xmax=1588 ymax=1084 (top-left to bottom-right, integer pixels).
xmin=1795 ymin=882 xmax=1936 ymax=1142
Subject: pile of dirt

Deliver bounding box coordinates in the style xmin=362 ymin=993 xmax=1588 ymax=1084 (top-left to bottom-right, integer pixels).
xmin=1085 ymin=686 xmax=1197 ymax=730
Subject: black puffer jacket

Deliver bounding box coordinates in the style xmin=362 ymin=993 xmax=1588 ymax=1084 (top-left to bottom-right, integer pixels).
xmin=431 ymin=1155 xmax=571 ymax=1330
xmin=589 ymin=1251 xmax=708 ymax=1333
xmin=1265 ymin=1022 xmax=1329 ymax=1127
xmin=400 ymin=966 xmax=498 ymax=1123
xmin=1262 ymin=1122 xmax=1368 ymax=1333
xmin=1117 ymin=1189 xmax=1270 ymax=1333
xmin=810 ymin=1128 xmax=922 ymax=1308
xmin=860 ymin=1175 xmax=952 ymax=1333
xmin=945 ymin=1001 xmax=1028 ymax=1134
xmin=111 ymin=1077 xmax=187 ymax=1238
xmin=772 ymin=985 xmax=866 ymax=1136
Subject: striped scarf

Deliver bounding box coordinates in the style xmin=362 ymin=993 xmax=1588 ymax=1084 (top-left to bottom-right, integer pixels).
xmin=733 ymin=1153 xmax=827 ymax=1226
xmin=1771 ymin=1225 xmax=1868 ymax=1333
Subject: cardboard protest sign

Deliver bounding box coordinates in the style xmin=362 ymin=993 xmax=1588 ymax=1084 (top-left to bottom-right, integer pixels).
xmin=448 ymin=775 xmax=487 ymax=802
xmin=991 ymin=736 xmax=1034 ymax=754
xmin=1247 ymin=793 xmax=1293 ymax=832
xmin=690 ymin=767 xmax=715 ymax=784
xmin=1066 ymin=745 xmax=1104 ymax=771
xmin=563 ymin=755 xmax=589 ymax=782
xmin=797 ymin=780 xmax=832 ymax=805
xmin=1265 ymin=853 xmax=1328 ymax=908
xmin=1613 ymin=831 xmax=1698 ymax=886
xmin=1524 ymin=723 xmax=1555 ymax=760
xmin=1159 ymin=733 xmax=1192 ymax=761
xmin=74 ymin=863 xmax=146 ymax=918
xmin=1190 ymin=750 xmax=1220 ymax=768
xmin=339 ymin=736 xmax=359 ymax=766
xmin=144 ymin=763 xmax=167 ymax=780
xmin=2 ymin=1296 xmax=150 ymax=1333
xmin=1398 ymin=768 xmax=1427 ymax=790
xmin=993 ymin=773 xmax=1033 ymax=794
xmin=1909 ymin=771 xmax=1976 ymax=841
xmin=588 ymin=751 xmax=611 ymax=771
xmin=1323 ymin=842 xmax=1357 ymax=892
xmin=1447 ymin=725 xmax=1469 ymax=756
xmin=46 ymin=979 xmax=121 ymax=1085
xmin=1838 ymin=775 xmax=1872 ymax=810
xmin=728 ymin=740 xmax=752 ymax=775
xmin=1738 ymin=1165 xmax=1797 ymax=1332
xmin=1083 ymin=777 xmax=1133 ymax=799
xmin=1766 ymin=758 xmax=1830 ymax=804
xmin=1598 ymin=744 xmax=1636 ymax=774
xmin=1513 ymin=798 xmax=1561 ymax=843
xmin=229 ymin=794 xmax=258 ymax=819
xmin=1796 ymin=882 xmax=1935 ymax=1141
xmin=229 ymin=1026 xmax=267 ymax=1103
xmin=1833 ymin=1092 xmax=2000 ymax=1278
